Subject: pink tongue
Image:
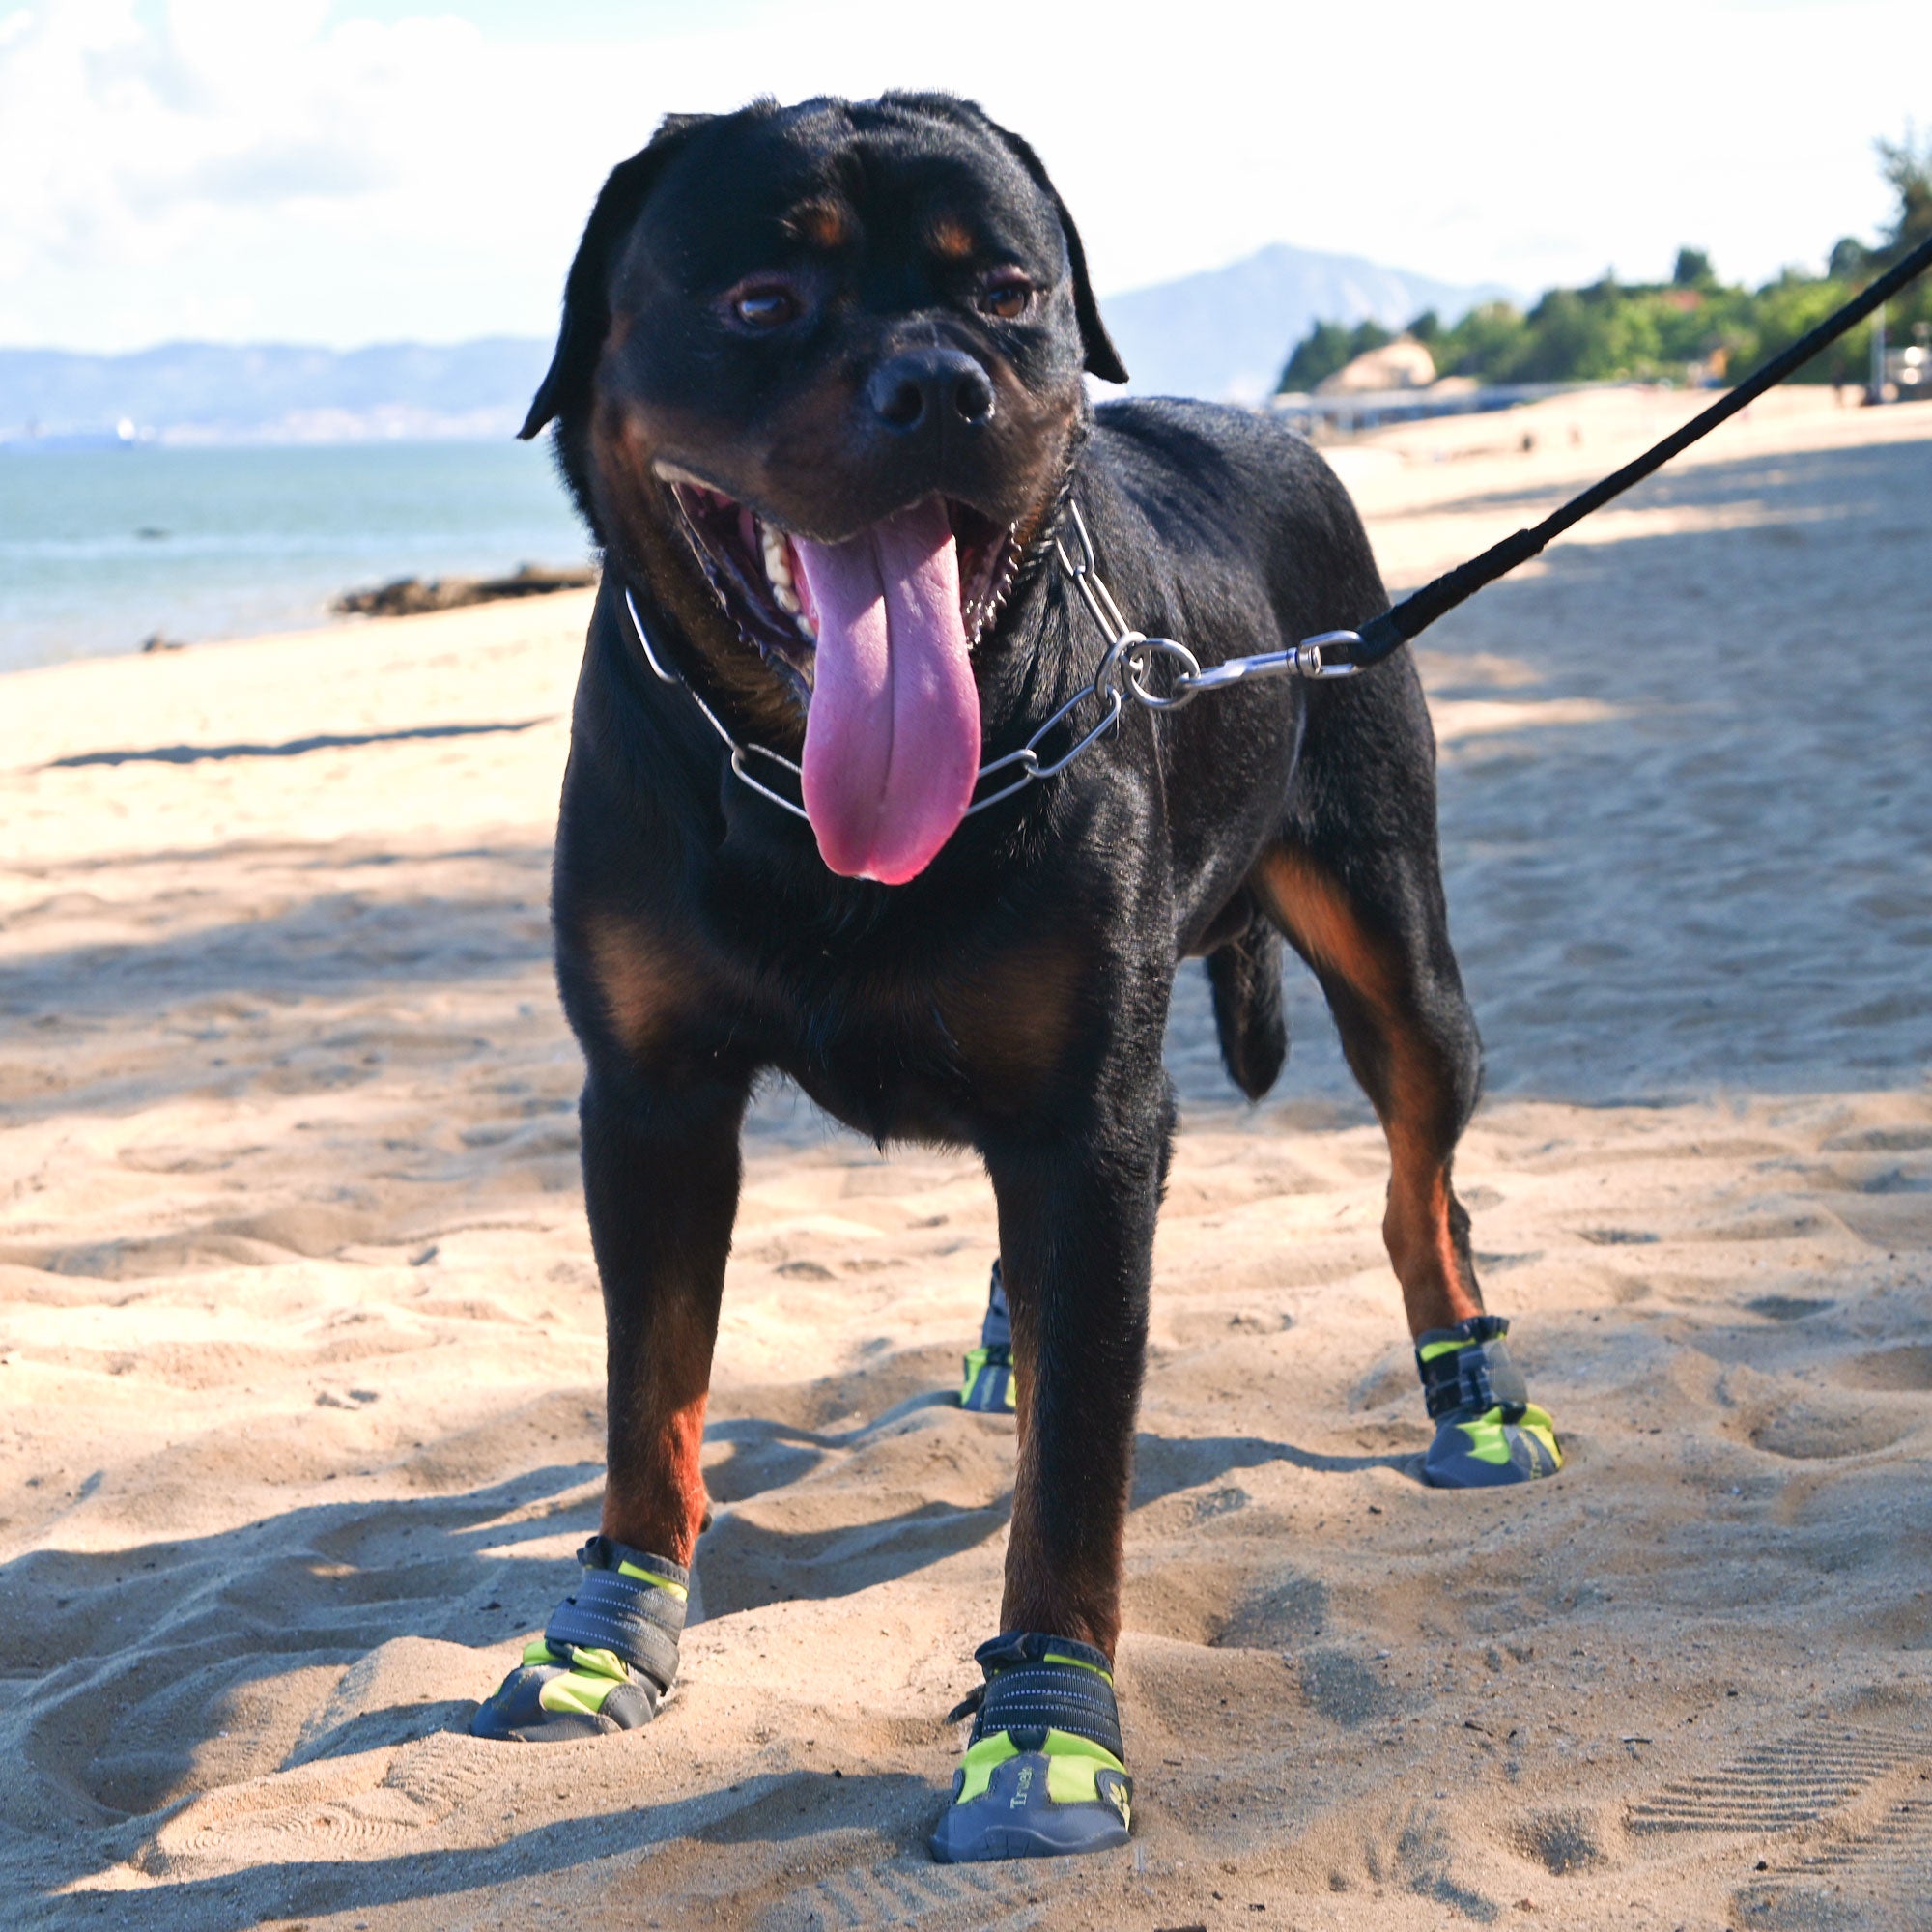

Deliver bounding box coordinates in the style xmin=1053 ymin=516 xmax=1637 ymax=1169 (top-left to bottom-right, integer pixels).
xmin=793 ymin=498 xmax=981 ymax=885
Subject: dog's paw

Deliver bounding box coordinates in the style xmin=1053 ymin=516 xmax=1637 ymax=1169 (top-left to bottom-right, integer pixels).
xmin=469 ymin=1535 xmax=688 ymax=1743
xmin=469 ymin=1638 xmax=661 ymax=1741
xmin=958 ymin=1262 xmax=1017 ymax=1413
xmin=929 ymin=1741 xmax=1132 ymax=1861
xmin=928 ymin=1632 xmax=1132 ymax=1862
xmin=958 ymin=1343 xmax=1015 ymax=1412
xmin=1414 ymin=1314 xmax=1564 ymax=1487
xmin=1423 ymin=1402 xmax=1564 ymax=1487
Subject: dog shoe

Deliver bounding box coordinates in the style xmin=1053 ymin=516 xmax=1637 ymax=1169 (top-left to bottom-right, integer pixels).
xmin=469 ymin=1537 xmax=688 ymax=1741
xmin=929 ymin=1632 xmax=1132 ymax=1861
xmin=1415 ymin=1315 xmax=1563 ymax=1487
xmin=958 ymin=1260 xmax=1016 ymax=1413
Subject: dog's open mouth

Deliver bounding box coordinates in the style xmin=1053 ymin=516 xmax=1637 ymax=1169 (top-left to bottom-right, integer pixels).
xmin=664 ymin=480 xmax=1020 ymax=686
xmin=661 ymin=475 xmax=1023 ymax=886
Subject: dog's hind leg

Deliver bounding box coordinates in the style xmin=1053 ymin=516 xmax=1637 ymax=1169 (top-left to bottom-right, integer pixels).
xmin=1250 ymin=669 xmax=1560 ymax=1485
xmin=1254 ymin=835 xmax=1558 ymax=1485
xmin=471 ymin=1071 xmax=748 ymax=1740
xmin=1254 ymin=834 xmax=1484 ymax=1339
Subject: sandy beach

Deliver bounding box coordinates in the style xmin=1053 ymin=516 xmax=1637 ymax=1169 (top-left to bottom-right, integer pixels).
xmin=4 ymin=386 xmax=1931 ymax=1932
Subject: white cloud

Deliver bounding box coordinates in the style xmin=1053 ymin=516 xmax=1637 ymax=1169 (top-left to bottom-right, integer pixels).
xmin=0 ymin=0 xmax=534 ymax=344
xmin=0 ymin=0 xmax=1921 ymax=351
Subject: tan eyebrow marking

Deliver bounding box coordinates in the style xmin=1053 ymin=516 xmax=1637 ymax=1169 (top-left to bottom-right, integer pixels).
xmin=782 ymin=199 xmax=851 ymax=249
xmin=928 ymin=217 xmax=977 ymax=260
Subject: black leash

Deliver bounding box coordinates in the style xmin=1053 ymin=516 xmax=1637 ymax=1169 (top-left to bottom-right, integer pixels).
xmin=1340 ymin=230 xmax=1932 ymax=668
xmin=1040 ymin=227 xmax=1932 ymax=720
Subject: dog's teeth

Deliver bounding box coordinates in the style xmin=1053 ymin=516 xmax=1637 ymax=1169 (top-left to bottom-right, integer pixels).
xmin=795 ymin=608 xmax=816 ymax=642
xmin=773 ymin=582 xmax=799 ymax=614
xmin=758 ymin=520 xmax=794 ymax=592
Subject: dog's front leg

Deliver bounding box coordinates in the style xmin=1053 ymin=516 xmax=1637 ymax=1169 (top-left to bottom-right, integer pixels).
xmin=471 ymin=1071 xmax=747 ymax=1742
xmin=582 ymin=1074 xmax=746 ymax=1564
xmin=992 ymin=1123 xmax=1162 ymax=1658
xmin=930 ymin=1079 xmax=1170 ymax=1861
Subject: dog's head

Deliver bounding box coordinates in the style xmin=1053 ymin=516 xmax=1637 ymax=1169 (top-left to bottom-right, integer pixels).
xmin=523 ymin=93 xmax=1125 ymax=885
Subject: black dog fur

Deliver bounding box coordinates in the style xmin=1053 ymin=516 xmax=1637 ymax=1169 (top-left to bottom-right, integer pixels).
xmin=521 ymin=92 xmax=1488 ymax=1665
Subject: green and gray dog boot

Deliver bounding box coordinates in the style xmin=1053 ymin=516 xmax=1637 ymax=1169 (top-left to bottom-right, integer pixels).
xmin=958 ymin=1260 xmax=1016 ymax=1414
xmin=1417 ymin=1315 xmax=1563 ymax=1488
xmin=469 ymin=1536 xmax=688 ymax=1741
xmin=930 ymin=1632 xmax=1133 ymax=1861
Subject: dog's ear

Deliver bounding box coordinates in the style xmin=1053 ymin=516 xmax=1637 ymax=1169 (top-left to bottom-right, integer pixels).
xmin=954 ymin=108 xmax=1127 ymax=386
xmin=520 ymin=113 xmax=713 ymax=440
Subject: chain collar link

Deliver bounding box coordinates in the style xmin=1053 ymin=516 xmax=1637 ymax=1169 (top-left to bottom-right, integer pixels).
xmin=620 ymin=498 xmax=1366 ymax=828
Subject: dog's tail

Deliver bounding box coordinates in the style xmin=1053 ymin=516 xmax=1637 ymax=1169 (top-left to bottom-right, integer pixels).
xmin=1207 ymin=921 xmax=1288 ymax=1102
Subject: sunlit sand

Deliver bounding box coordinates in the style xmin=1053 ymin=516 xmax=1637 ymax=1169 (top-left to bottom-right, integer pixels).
xmin=5 ymin=387 xmax=1931 ymax=1928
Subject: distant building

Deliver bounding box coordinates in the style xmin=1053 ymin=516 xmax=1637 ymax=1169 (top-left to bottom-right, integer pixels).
xmin=1316 ymin=337 xmax=1436 ymax=396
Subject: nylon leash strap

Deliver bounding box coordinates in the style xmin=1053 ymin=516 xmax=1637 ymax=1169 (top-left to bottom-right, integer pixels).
xmin=1341 ymin=228 xmax=1932 ymax=668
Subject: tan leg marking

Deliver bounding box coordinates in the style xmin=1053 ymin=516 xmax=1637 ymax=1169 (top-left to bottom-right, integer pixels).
xmin=937 ymin=936 xmax=1091 ymax=1118
xmin=601 ymin=1282 xmax=721 ymax=1567
xmin=582 ymin=914 xmax=693 ymax=1063
xmin=1257 ymin=850 xmax=1481 ymax=1334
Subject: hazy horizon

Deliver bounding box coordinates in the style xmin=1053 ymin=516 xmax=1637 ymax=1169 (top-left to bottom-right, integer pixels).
xmin=0 ymin=238 xmax=1518 ymax=443
xmin=0 ymin=237 xmax=1520 ymax=364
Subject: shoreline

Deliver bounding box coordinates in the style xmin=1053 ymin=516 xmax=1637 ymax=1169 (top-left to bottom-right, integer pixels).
xmin=8 ymin=382 xmax=1927 ymax=680
xmin=0 ymin=438 xmax=586 ymax=676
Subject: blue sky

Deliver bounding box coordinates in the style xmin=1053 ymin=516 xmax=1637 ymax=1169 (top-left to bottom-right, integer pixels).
xmin=1 ymin=0 xmax=1922 ymax=352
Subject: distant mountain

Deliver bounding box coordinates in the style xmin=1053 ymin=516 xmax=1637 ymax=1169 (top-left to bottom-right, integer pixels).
xmin=1099 ymin=242 xmax=1516 ymax=403
xmin=0 ymin=245 xmax=1516 ymax=443
xmin=0 ymin=338 xmax=551 ymax=445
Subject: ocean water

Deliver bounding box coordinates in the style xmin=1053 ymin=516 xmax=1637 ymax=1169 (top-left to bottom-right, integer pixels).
xmin=0 ymin=440 xmax=591 ymax=674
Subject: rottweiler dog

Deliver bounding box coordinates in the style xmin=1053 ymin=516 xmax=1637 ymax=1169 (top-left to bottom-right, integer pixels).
xmin=470 ymin=91 xmax=1561 ymax=1861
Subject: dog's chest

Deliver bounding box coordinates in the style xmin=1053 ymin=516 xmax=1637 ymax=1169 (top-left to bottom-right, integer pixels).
xmin=576 ymin=902 xmax=1094 ymax=1140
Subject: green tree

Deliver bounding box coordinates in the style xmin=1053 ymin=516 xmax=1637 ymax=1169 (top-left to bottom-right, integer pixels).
xmin=1431 ymin=301 xmax=1528 ymax=380
xmin=1508 ymin=288 xmax=1610 ymax=381
xmin=1673 ymin=247 xmax=1715 ymax=287
xmin=1272 ymin=130 xmax=1931 ymax=397
xmin=1874 ymin=128 xmax=1932 ymax=258
xmin=1828 ymin=236 xmax=1870 ymax=279
xmin=1278 ymin=317 xmax=1393 ymax=391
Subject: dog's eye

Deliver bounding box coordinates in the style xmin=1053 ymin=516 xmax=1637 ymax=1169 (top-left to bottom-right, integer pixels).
xmin=731 ymin=287 xmax=798 ymax=329
xmin=977 ymin=275 xmax=1033 ymax=322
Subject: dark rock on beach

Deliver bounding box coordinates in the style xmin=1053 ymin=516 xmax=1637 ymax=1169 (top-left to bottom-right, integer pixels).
xmin=333 ymin=561 xmax=596 ymax=619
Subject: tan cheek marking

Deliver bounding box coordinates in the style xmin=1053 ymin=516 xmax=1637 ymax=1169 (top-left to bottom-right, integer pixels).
xmin=589 ymin=404 xmax=658 ymax=508
xmin=583 ymin=914 xmax=688 ymax=1059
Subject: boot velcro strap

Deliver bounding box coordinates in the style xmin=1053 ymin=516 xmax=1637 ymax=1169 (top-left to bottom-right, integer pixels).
xmin=1415 ymin=1314 xmax=1529 ymax=1423
xmin=544 ymin=1538 xmax=688 ymax=1693
xmin=969 ymin=1632 xmax=1124 ymax=1762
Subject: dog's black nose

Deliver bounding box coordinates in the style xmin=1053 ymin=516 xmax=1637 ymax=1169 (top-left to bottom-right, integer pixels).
xmin=866 ymin=349 xmax=996 ymax=432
